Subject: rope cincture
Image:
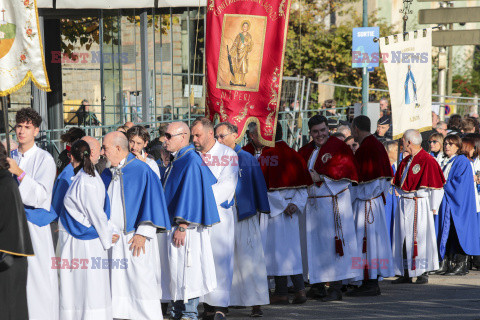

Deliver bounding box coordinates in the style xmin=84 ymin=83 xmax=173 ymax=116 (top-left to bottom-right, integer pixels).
xmin=412 ymin=197 xmax=419 ymax=271
xmin=361 ymin=193 xmax=383 ymax=279
xmin=308 ymin=187 xmax=349 ymax=257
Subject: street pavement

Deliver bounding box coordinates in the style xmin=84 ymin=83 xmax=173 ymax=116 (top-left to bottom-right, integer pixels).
xmin=223 ymin=271 xmax=480 ymax=319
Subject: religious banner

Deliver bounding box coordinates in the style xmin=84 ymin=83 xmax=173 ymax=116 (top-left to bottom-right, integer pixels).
xmin=206 ymin=0 xmax=291 ymax=147
xmin=0 ymin=0 xmax=50 ymax=96
xmin=379 ymin=28 xmax=432 ymax=140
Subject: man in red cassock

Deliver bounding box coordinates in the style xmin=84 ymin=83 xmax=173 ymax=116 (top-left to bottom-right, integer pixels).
xmin=259 ymin=122 xmax=312 ymax=305
xmin=346 ymin=115 xmax=395 ymax=297
xmin=392 ymin=129 xmax=445 ymax=284
xmin=298 ymin=115 xmax=360 ymax=302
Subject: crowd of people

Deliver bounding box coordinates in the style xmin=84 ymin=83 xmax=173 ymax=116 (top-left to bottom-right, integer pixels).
xmin=2 ymin=104 xmax=480 ymax=320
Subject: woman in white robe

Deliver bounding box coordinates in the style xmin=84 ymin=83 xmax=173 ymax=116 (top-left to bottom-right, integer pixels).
xmin=58 ymin=140 xmax=118 ymax=320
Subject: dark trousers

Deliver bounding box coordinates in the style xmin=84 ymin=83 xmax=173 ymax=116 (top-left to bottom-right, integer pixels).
xmin=274 ymin=274 xmax=305 ymax=296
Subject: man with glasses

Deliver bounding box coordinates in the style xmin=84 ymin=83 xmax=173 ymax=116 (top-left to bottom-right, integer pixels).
xmin=243 ymin=121 xmax=269 ymax=159
xmin=435 ymin=121 xmax=448 ymax=138
xmin=191 ymin=117 xmax=238 ymax=320
xmin=214 ymin=122 xmax=270 ymax=317
xmin=161 ymin=121 xmax=220 ymax=320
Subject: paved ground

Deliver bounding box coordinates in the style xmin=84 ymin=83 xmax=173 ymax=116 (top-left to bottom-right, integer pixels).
xmin=223 ymin=271 xmax=480 ymax=319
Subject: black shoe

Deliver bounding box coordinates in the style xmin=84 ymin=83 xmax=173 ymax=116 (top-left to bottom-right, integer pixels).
xmin=391 ymin=276 xmax=412 ymax=284
xmin=214 ymin=312 xmax=226 ymax=320
xmin=415 ymin=274 xmax=429 ymax=284
xmin=445 ymin=255 xmax=468 ymax=276
xmin=307 ymin=283 xmax=327 ymax=299
xmin=320 ymin=289 xmax=342 ymax=302
xmin=292 ymin=290 xmax=307 ymax=304
xmin=250 ymin=306 xmax=263 ymax=318
xmin=345 ymin=285 xmax=381 ymax=297
xmin=435 ymin=258 xmax=450 ymax=275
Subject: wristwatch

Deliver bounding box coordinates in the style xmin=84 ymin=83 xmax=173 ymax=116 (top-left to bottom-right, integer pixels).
xmin=178 ymin=226 xmax=186 ymax=232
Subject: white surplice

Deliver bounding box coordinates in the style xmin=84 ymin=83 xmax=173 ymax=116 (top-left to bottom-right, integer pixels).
xmin=58 ymin=169 xmax=114 ymax=320
xmin=201 ymin=141 xmax=239 ymax=307
xmin=304 ymin=178 xmax=361 ymax=284
xmin=229 ymin=211 xmax=269 ymax=307
xmin=393 ymin=187 xmax=444 ymax=277
xmin=167 ymin=227 xmax=217 ymax=302
xmin=260 ymin=188 xmax=307 ymax=276
xmin=107 ymin=158 xmax=162 ymax=320
xmin=11 ymin=145 xmax=59 ymax=320
xmin=351 ymin=179 xmax=395 ymax=281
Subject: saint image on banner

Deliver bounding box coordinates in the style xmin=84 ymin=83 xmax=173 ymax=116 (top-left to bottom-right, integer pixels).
xmin=217 ymin=14 xmax=267 ymax=92
xmin=229 ymin=20 xmax=253 ymax=87
xmin=404 ymin=64 xmax=419 ymax=108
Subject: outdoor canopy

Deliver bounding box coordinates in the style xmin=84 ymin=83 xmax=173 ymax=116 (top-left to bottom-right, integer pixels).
xmin=36 ymin=0 xmax=207 ymax=9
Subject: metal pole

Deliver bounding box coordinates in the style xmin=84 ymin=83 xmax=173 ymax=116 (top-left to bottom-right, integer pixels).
xmin=170 ymin=9 xmax=175 ymax=119
xmin=187 ymin=7 xmax=191 ymax=122
xmin=100 ymin=10 xmax=106 ymax=127
xmin=1 ymin=96 xmax=10 ymax=154
xmin=361 ymin=0 xmax=369 ymax=115
xmin=438 ymin=47 xmax=447 ymax=121
xmin=140 ymin=9 xmax=150 ymax=123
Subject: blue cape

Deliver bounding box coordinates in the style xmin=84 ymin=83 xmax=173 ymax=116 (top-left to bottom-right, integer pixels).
xmin=384 ymin=164 xmax=397 ymax=245
xmin=437 ymin=155 xmax=480 ymax=258
xmin=101 ymin=153 xmax=171 ymax=233
xmin=51 ymin=164 xmax=74 ymax=218
xmin=24 ymin=205 xmax=57 ymax=227
xmin=60 ymin=191 xmax=111 ymax=240
xmin=156 ymin=159 xmax=168 ymax=181
xmin=163 ymin=144 xmax=220 ymax=226
xmin=221 ymin=145 xmax=269 ymax=220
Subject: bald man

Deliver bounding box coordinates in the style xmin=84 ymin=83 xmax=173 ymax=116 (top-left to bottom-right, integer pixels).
xmin=100 ymin=131 xmax=171 ymax=320
xmin=161 ymin=122 xmax=220 ymax=320
xmin=81 ymin=136 xmax=107 ymax=173
xmin=124 ymin=121 xmax=134 ymax=129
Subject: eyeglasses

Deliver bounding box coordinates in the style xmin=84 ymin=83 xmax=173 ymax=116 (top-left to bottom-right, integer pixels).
xmin=215 ymin=132 xmax=233 ymax=140
xmin=165 ymin=132 xmax=186 ymax=140
xmin=428 ymin=140 xmax=439 ymax=144
xmin=445 ymin=142 xmax=454 ymax=146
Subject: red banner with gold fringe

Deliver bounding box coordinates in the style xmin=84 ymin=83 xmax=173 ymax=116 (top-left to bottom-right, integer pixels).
xmin=205 ymin=0 xmax=291 ymax=147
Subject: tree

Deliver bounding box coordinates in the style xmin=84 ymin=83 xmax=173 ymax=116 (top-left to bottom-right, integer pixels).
xmin=284 ymin=0 xmax=399 ymax=107
xmin=60 ymin=15 xmax=173 ymax=57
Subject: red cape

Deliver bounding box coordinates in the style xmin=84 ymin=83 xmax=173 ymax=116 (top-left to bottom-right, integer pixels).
xmin=354 ymin=135 xmax=393 ymax=184
xmin=393 ymin=148 xmax=445 ymax=192
xmin=298 ymin=137 xmax=359 ymax=185
xmin=242 ymin=142 xmax=270 ymax=157
xmin=259 ymin=141 xmax=312 ymax=190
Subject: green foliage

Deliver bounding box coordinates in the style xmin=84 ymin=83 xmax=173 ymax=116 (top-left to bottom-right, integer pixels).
xmin=60 ymin=15 xmax=172 ymax=58
xmin=452 ymin=71 xmax=480 ymax=97
xmin=0 ymin=23 xmax=16 ymax=39
xmin=284 ymin=0 xmax=398 ymax=107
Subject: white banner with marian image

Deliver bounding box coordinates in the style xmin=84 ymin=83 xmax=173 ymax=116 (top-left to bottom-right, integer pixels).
xmin=380 ymin=28 xmax=432 ymax=140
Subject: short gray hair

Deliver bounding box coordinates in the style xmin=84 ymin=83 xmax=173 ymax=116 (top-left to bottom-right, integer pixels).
xmin=403 ymin=129 xmax=422 ymax=145
xmin=215 ymin=122 xmax=238 ymax=134
xmin=113 ymin=132 xmax=129 ymax=151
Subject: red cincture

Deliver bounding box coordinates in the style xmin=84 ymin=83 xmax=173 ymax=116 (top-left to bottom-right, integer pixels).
xmin=412 ymin=197 xmax=419 ymax=271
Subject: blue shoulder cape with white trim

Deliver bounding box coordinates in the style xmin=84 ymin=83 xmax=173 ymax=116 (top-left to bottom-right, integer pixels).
xmin=163 ymin=144 xmax=220 ymax=226
xmin=101 ymin=153 xmax=171 ymax=233
xmin=222 ymin=145 xmax=270 ymax=220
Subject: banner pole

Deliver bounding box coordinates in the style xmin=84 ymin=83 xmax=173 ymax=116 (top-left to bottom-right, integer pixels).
xmin=361 ymin=0 xmax=369 ymax=115
xmin=1 ymin=96 xmax=10 ymax=155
